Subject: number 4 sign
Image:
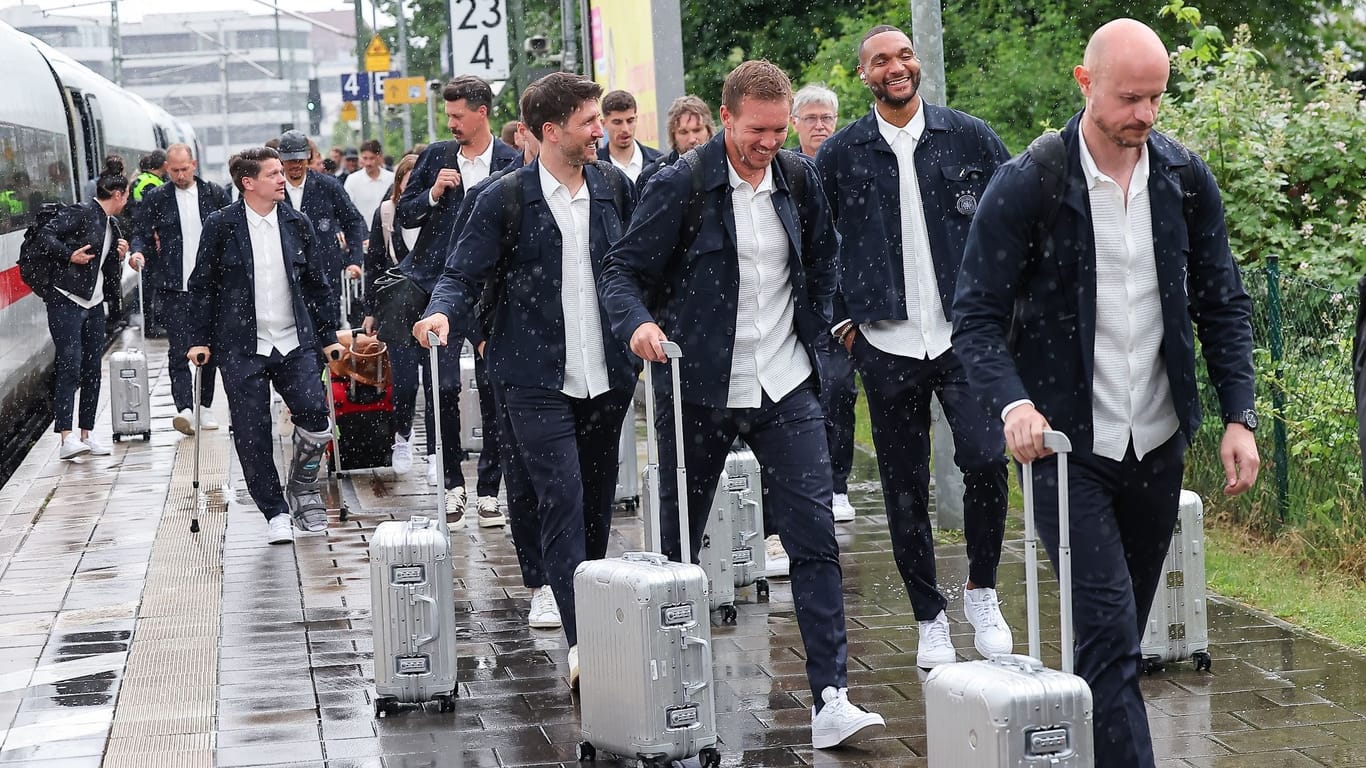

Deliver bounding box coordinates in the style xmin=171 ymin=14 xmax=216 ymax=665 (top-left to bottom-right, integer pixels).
xmin=448 ymin=0 xmax=509 ymax=80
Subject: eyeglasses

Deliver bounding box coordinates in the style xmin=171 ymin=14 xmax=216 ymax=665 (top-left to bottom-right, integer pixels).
xmin=796 ymin=114 xmax=837 ymax=127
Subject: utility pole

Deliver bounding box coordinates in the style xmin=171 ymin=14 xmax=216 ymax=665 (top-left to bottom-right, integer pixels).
xmin=578 ymin=0 xmax=591 ymax=76
xmin=396 ymin=0 xmax=412 ymax=150
xmin=508 ymin=0 xmax=526 ymax=101
xmin=219 ymin=24 xmax=230 ymax=174
xmin=353 ymin=0 xmax=371 ymax=137
xmin=559 ymin=0 xmax=579 ymax=74
xmin=110 ymin=0 xmax=122 ymax=85
xmin=910 ymin=0 xmax=946 ymax=106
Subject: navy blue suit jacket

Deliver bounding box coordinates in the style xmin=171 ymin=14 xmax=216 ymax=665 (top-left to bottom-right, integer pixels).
xmin=37 ymin=200 xmax=123 ymax=306
xmin=815 ymin=104 xmax=1008 ymax=326
xmin=426 ymin=160 xmax=638 ymax=392
xmin=598 ymin=132 xmax=840 ymax=409
xmin=281 ymin=170 xmax=367 ymax=281
xmin=129 ymin=178 xmax=230 ymax=291
xmin=395 ymin=138 xmax=521 ymax=293
xmin=597 ymin=139 xmax=663 ymax=168
xmin=951 ymin=113 xmax=1255 ymax=451
xmin=187 ymin=201 xmax=340 ymax=355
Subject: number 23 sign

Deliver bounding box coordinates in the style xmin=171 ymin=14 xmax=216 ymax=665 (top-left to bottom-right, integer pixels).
xmin=448 ymin=0 xmax=509 ymax=80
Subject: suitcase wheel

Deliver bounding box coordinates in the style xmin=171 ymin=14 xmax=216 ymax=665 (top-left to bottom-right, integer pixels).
xmin=1193 ymin=651 xmax=1212 ymax=672
xmin=699 ymin=747 xmax=721 ymax=768
xmin=435 ymin=693 xmax=456 ymax=712
xmin=374 ymin=695 xmax=398 ymax=717
xmin=339 ymin=504 xmax=349 ymax=523
xmin=720 ymin=605 xmax=737 ymax=625
xmin=578 ymin=741 xmax=596 ymax=762
xmin=1141 ymin=657 xmax=1164 ymax=676
xmin=112 ymin=434 xmax=121 ymax=443
xmin=142 ymin=431 xmax=151 ymax=441
xmin=756 ymin=579 xmax=770 ymax=603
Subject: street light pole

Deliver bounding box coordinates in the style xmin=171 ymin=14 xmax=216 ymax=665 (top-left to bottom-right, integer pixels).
xmin=353 ymin=0 xmax=371 ymax=137
xmin=396 ymin=0 xmax=412 ymax=150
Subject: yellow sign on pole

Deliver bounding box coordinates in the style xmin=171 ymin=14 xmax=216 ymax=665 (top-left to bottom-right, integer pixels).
xmin=364 ymin=35 xmax=391 ymax=72
xmin=340 ymin=101 xmax=359 ymax=122
xmin=383 ymin=76 xmax=427 ymax=105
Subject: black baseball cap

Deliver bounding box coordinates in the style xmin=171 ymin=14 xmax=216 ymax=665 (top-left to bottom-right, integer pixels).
xmin=278 ymin=130 xmax=311 ymax=161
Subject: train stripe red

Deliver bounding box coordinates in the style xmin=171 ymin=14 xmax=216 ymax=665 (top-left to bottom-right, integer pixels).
xmin=0 ymin=266 xmax=34 ymax=311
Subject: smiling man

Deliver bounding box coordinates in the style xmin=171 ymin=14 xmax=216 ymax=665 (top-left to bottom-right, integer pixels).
xmin=598 ymin=59 xmax=886 ymax=751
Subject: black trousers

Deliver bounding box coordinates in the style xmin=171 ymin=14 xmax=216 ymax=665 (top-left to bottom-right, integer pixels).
xmin=474 ymin=356 xmax=503 ymax=498
xmin=46 ymin=294 xmax=105 ymax=433
xmin=161 ymin=290 xmax=216 ymax=411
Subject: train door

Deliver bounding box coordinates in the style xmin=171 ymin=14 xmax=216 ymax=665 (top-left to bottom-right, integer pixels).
xmin=68 ymin=90 xmax=106 ymax=194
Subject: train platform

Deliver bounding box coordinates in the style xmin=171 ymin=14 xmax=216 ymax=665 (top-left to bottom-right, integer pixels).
xmin=2 ymin=334 xmax=1366 ymax=768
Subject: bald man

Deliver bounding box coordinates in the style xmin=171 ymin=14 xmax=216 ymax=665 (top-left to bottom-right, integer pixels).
xmin=953 ymin=19 xmax=1258 ymax=768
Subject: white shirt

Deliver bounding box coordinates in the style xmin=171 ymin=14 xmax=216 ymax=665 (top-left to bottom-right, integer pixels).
xmin=858 ymin=106 xmax=953 ymax=360
xmin=1079 ymin=130 xmax=1179 ymax=461
xmin=56 ymin=215 xmax=111 ymax=310
xmin=430 ymin=140 xmax=495 ymax=207
xmin=727 ymin=158 xmax=811 ymax=408
xmin=344 ymin=166 xmax=395 ymax=227
xmin=245 ymin=205 xmax=300 ymax=357
xmin=285 ymin=175 xmax=306 ymax=212
xmin=609 ymin=141 xmax=645 ymax=182
xmin=175 ymin=183 xmax=202 ymax=291
xmin=540 ymin=163 xmax=610 ymax=399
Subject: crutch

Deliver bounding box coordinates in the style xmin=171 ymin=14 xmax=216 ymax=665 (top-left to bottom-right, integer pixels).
xmin=190 ymin=352 xmax=205 ymax=533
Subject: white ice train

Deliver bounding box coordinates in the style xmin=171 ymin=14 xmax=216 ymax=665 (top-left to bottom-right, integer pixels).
xmin=0 ymin=20 xmax=200 ymax=474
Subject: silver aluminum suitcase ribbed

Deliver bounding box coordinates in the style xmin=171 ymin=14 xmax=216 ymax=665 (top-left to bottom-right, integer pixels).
xmin=1141 ymin=490 xmax=1211 ymax=672
xmin=576 ymin=341 xmax=720 ymax=768
xmin=925 ymin=430 xmax=1094 ymax=767
xmin=721 ymin=446 xmax=767 ymax=595
xmin=110 ymin=273 xmax=151 ymax=442
xmin=458 ymin=340 xmax=482 ymax=453
xmin=370 ymin=515 xmax=458 ymax=715
xmin=698 ymin=479 xmax=736 ymax=620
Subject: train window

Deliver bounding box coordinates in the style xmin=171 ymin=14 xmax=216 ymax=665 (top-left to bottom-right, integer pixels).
xmin=0 ymin=122 xmax=75 ymax=236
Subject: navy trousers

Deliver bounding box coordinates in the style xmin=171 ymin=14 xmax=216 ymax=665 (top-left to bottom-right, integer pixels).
xmin=160 ymin=290 xmax=217 ymax=411
xmin=502 ymin=385 xmax=632 ymax=647
xmin=654 ymin=379 xmax=848 ymax=703
xmin=816 ymin=334 xmax=858 ymax=495
xmin=218 ymin=347 xmax=330 ymax=520
xmin=1025 ymin=433 xmax=1185 ymax=768
xmin=389 ymin=340 xmax=465 ymax=491
xmin=474 ymin=356 xmax=503 ymax=498
xmin=853 ymin=337 xmax=1009 ymax=621
xmin=46 ymin=295 xmax=105 ymax=433
xmin=491 ymin=378 xmax=544 ymax=588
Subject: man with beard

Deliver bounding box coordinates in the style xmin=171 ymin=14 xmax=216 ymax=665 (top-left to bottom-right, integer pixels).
xmin=599 ymin=59 xmax=886 ymax=751
xmin=414 ymin=73 xmax=637 ymax=687
xmin=814 ymin=25 xmax=1013 ymax=670
xmin=187 ymin=147 xmax=345 ymax=546
xmin=596 ymin=89 xmax=661 ymax=183
xmin=636 ymin=94 xmax=715 ymax=192
xmin=276 ymin=130 xmax=367 ymax=323
xmin=129 ymin=143 xmax=230 ymax=435
xmin=397 ymin=75 xmax=521 ymax=520
xmin=953 ymin=20 xmax=1258 ymax=767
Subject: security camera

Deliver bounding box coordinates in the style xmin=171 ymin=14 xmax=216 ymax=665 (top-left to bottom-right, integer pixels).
xmin=525 ymin=35 xmax=550 ymax=55
xmin=428 ymin=79 xmax=442 ymax=93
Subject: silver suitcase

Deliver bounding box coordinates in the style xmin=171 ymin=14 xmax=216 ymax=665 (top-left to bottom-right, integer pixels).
xmin=722 ymin=445 xmax=767 ymax=596
xmin=614 ymin=396 xmax=640 ymax=511
xmin=1141 ymin=490 xmax=1211 ymax=672
xmin=924 ymin=430 xmax=1095 ymax=767
xmin=575 ymin=341 xmax=721 ymax=768
xmin=458 ymin=340 xmax=482 ymax=453
xmin=110 ymin=276 xmax=151 ymax=442
xmin=698 ymin=478 xmax=736 ymax=620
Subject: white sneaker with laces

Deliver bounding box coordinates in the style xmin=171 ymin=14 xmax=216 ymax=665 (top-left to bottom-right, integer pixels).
xmin=58 ymin=434 xmax=90 ymax=460
xmin=916 ymin=610 xmax=956 ymax=669
xmin=391 ymin=435 xmax=413 ymax=474
xmin=831 ymin=493 xmax=856 ymax=522
xmin=567 ymin=644 xmax=580 ymax=690
xmin=811 ymin=686 xmax=886 ymax=749
xmin=266 ymin=514 xmax=293 ymax=545
xmin=476 ymin=495 xmax=505 ymax=527
xmin=764 ymin=535 xmax=790 ymax=578
xmin=964 ymin=586 xmax=1014 ymax=658
xmin=528 ymin=586 xmax=562 ymax=629
xmin=426 ymin=455 xmax=440 ymax=486
xmin=83 ymin=434 xmax=111 ymax=456
xmin=446 ymin=486 xmax=467 ymax=528
xmin=198 ymin=407 xmax=220 ymax=430
xmin=173 ymin=408 xmax=195 ymax=435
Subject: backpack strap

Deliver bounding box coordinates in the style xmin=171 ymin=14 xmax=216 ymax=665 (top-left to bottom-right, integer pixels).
xmin=679 ymin=148 xmax=706 ymax=255
xmin=1027 ymin=130 xmax=1067 ymax=263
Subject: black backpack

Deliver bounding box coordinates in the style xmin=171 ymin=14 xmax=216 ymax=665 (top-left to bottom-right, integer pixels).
xmin=18 ymin=202 xmax=69 ymax=301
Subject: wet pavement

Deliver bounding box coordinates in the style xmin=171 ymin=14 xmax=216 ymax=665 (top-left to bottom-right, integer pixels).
xmin=2 ymin=334 xmax=1366 ymax=767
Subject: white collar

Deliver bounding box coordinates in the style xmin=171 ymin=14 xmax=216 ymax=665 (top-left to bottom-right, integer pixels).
xmin=245 ymin=204 xmax=278 ymax=228
xmin=726 ymin=156 xmax=773 ymax=193
xmin=175 ymin=182 xmax=197 ymax=196
xmin=461 ymin=139 xmax=494 ymax=168
xmin=1077 ymin=127 xmax=1149 ymax=192
xmin=873 ymin=103 xmax=926 ymax=148
xmin=616 ymin=140 xmax=643 ymax=169
xmin=286 ymin=175 xmax=306 ymax=191
xmin=538 ymin=162 xmax=589 ymax=202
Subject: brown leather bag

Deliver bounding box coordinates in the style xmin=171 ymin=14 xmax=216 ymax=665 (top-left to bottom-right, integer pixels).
xmin=346 ymin=333 xmax=391 ymax=388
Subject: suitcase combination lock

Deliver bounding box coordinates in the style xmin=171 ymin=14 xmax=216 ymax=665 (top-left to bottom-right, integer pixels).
xmin=1026 ymin=726 xmax=1070 ymax=756
xmin=661 ymin=603 xmax=694 ymax=626
xmin=390 ymin=564 xmax=426 ymax=585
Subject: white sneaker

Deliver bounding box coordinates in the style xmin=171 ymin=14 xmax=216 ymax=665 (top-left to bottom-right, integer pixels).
xmin=528 ymin=586 xmax=562 ymax=629
xmin=964 ymin=586 xmax=1014 ymax=658
xmin=391 ymin=435 xmax=413 ymax=474
xmin=173 ymin=409 xmax=195 ymax=435
xmin=764 ymin=535 xmax=790 ymax=578
xmin=266 ymin=514 xmax=293 ymax=545
xmin=916 ymin=610 xmax=956 ymax=669
xmin=83 ymin=434 xmax=111 ymax=456
xmin=198 ymin=407 xmax=220 ymax=430
xmin=567 ymin=645 xmax=580 ymax=690
xmin=832 ymin=493 xmax=856 ymax=523
xmin=426 ymin=455 xmax=440 ymax=486
xmin=476 ymin=496 xmax=505 ymax=527
xmin=58 ymin=434 xmax=90 ymax=460
xmin=446 ymin=486 xmax=467 ymax=529
xmin=811 ymin=686 xmax=885 ymax=749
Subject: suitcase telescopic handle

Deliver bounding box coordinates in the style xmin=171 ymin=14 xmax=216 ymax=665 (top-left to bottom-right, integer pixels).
xmin=426 ymin=331 xmax=445 ymax=523
xmin=644 ymin=340 xmax=690 ymax=561
xmin=682 ymin=634 xmax=712 ymax=696
xmin=1022 ymin=429 xmax=1075 ymax=674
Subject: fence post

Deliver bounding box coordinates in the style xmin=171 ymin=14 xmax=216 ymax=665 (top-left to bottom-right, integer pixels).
xmin=1266 ymin=255 xmax=1290 ymax=523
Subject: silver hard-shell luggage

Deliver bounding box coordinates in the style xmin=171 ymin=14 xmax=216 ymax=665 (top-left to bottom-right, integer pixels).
xmin=458 ymin=340 xmax=482 ymax=453
xmin=698 ymin=444 xmax=769 ymax=623
xmin=110 ymin=273 xmax=152 ymax=442
xmin=575 ymin=341 xmax=721 ymax=768
xmin=924 ymin=430 xmax=1095 ymax=767
xmin=1141 ymin=490 xmax=1211 ymax=672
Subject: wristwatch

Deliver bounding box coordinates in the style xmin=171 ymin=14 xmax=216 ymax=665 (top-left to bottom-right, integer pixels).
xmin=1227 ymin=409 xmax=1258 ymax=432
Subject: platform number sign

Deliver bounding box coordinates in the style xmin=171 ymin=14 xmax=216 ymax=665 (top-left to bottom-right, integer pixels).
xmin=448 ymin=0 xmax=509 ymax=80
